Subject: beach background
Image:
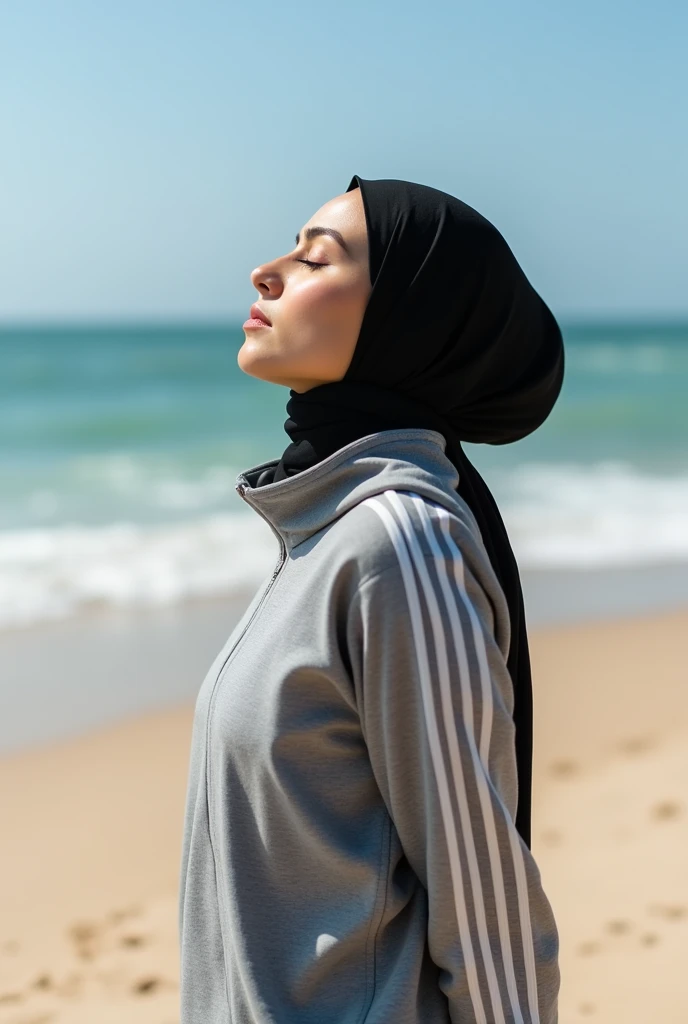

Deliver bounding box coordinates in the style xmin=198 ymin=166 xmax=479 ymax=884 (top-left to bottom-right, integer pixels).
xmin=2 ymin=1 xmax=688 ymax=1021
xmin=2 ymin=321 xmax=688 ymax=749
xmin=1 ymin=321 xmax=687 ymax=1024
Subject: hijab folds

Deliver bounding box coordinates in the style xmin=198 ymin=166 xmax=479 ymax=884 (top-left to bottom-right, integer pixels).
xmin=264 ymin=175 xmax=565 ymax=850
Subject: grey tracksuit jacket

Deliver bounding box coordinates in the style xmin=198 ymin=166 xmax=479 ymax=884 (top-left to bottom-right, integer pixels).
xmin=178 ymin=428 xmax=560 ymax=1024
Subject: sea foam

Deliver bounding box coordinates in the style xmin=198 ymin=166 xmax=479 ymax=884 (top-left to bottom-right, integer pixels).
xmin=501 ymin=461 xmax=688 ymax=568
xmin=0 ymin=514 xmax=278 ymax=629
xmin=2 ymin=461 xmax=688 ymax=630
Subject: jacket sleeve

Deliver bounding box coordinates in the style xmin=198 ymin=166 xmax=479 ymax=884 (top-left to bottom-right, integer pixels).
xmin=349 ymin=492 xmax=560 ymax=1024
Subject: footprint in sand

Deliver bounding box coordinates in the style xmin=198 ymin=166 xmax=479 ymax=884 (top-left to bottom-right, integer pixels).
xmin=132 ymin=975 xmax=163 ymax=995
xmin=1 ymin=939 xmax=20 ymax=955
xmin=67 ymin=919 xmax=102 ymax=961
xmin=651 ymin=800 xmax=683 ymax=821
xmin=31 ymin=974 xmax=53 ymax=991
xmin=642 ymin=900 xmax=687 ymax=956
xmin=576 ymin=940 xmax=600 ymax=957
xmin=548 ymin=759 xmax=579 ymax=778
xmin=0 ymin=990 xmax=23 ymax=1005
xmin=650 ymin=903 xmax=687 ymax=921
xmin=605 ymin=919 xmax=632 ymax=936
xmin=578 ymin=1003 xmax=596 ymax=1016
xmin=618 ymin=734 xmax=655 ymax=756
xmin=69 ymin=908 xmax=149 ymax=960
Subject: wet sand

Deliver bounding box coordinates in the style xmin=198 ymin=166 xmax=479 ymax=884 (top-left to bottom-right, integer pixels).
xmin=3 ymin=559 xmax=688 ymax=756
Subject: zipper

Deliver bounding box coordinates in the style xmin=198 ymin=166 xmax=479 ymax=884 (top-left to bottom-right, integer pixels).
xmin=203 ymin=477 xmax=288 ymax=993
xmin=205 ymin=477 xmax=287 ymax=737
xmin=226 ymin=476 xmax=287 ymax=647
xmin=236 ymin=475 xmax=286 ymax=580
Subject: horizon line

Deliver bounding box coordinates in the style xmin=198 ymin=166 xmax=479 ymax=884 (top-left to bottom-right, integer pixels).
xmin=2 ymin=312 xmax=688 ymax=332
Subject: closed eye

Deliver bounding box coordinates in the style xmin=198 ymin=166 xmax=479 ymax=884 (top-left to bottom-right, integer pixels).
xmin=296 ymin=258 xmax=328 ymax=271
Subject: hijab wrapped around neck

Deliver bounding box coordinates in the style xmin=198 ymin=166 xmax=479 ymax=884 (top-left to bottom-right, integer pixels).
xmin=259 ymin=174 xmax=565 ymax=849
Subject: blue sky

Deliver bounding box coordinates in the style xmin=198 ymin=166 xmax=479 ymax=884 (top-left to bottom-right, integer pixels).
xmin=2 ymin=0 xmax=687 ymax=322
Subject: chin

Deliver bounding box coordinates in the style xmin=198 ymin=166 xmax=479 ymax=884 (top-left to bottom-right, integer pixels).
xmin=237 ymin=338 xmax=268 ymax=374
xmin=237 ymin=348 xmax=291 ymax=387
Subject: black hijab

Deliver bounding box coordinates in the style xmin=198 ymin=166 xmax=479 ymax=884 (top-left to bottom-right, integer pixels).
xmin=263 ymin=175 xmax=565 ymax=850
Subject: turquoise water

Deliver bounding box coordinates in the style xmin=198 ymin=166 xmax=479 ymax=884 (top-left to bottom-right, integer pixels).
xmin=2 ymin=320 xmax=688 ymax=627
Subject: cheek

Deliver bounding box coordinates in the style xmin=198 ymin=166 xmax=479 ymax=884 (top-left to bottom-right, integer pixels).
xmin=286 ymin=274 xmax=368 ymax=354
xmin=287 ymin=276 xmax=362 ymax=334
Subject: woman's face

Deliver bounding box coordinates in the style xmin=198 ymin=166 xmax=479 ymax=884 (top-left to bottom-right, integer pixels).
xmin=238 ymin=187 xmax=371 ymax=392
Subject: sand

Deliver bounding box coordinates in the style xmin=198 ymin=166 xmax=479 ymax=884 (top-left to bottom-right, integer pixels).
xmin=1 ymin=605 xmax=687 ymax=1023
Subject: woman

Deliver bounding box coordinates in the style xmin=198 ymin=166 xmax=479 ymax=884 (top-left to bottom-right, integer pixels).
xmin=179 ymin=175 xmax=563 ymax=1024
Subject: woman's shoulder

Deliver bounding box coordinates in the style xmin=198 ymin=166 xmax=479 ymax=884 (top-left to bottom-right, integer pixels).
xmin=338 ymin=487 xmax=500 ymax=591
xmin=337 ymin=487 xmax=510 ymax=654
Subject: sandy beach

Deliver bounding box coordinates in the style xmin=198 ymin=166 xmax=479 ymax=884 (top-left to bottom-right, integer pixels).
xmin=1 ymin=603 xmax=687 ymax=1023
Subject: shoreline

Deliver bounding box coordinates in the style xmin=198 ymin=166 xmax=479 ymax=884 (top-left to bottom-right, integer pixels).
xmin=2 ymin=560 xmax=688 ymax=756
xmin=0 ymin=602 xmax=686 ymax=1021
xmin=0 ymin=591 xmax=253 ymax=756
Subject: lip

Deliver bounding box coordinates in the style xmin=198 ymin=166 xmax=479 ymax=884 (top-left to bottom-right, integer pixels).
xmin=246 ymin=303 xmax=272 ymax=327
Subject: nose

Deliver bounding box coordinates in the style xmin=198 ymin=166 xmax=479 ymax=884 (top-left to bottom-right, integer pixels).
xmin=250 ymin=260 xmax=284 ymax=297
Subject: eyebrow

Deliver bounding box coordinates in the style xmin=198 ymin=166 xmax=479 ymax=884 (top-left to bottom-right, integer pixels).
xmin=295 ymin=226 xmax=350 ymax=255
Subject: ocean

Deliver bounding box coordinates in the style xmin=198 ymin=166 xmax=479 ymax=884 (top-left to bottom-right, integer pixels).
xmin=2 ymin=320 xmax=688 ymax=632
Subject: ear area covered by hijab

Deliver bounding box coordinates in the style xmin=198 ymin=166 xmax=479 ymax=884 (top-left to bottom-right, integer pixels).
xmin=264 ymin=173 xmax=566 ymax=849
xmin=343 ymin=173 xmax=564 ymax=444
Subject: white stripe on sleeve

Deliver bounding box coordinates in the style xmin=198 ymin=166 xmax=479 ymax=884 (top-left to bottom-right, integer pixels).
xmin=412 ymin=494 xmax=540 ymax=1019
xmin=363 ymin=488 xmax=542 ymax=1023
xmin=362 ymin=495 xmax=490 ymax=1024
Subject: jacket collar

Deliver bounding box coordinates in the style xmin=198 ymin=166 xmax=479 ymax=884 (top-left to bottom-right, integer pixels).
xmin=235 ymin=428 xmax=461 ymax=553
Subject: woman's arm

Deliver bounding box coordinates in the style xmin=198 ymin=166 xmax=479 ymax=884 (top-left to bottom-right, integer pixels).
xmin=350 ymin=493 xmax=560 ymax=1024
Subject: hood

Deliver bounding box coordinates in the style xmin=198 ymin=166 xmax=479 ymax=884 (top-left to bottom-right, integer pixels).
xmin=235 ymin=428 xmax=467 ymax=554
